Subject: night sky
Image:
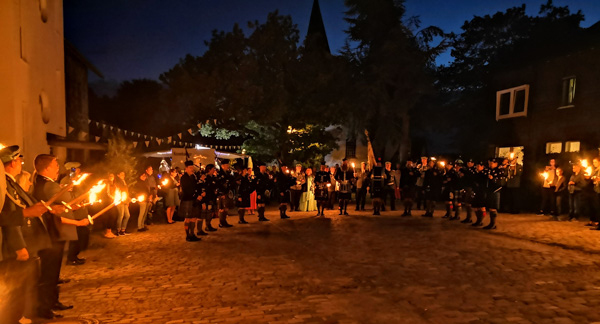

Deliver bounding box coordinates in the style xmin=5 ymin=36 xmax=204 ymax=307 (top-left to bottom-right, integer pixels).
xmin=64 ymin=0 xmax=600 ymax=86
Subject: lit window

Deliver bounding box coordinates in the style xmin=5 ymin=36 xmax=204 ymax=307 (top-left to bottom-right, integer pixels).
xmin=496 ymin=146 xmax=524 ymax=165
xmin=559 ymin=76 xmax=576 ymax=108
xmin=545 ymin=142 xmax=562 ymax=154
xmin=496 ymin=85 xmax=529 ymax=120
xmin=565 ymin=141 xmax=580 ymax=152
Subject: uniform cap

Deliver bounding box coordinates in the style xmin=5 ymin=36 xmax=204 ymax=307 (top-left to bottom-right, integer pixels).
xmin=65 ymin=161 xmax=81 ymax=169
xmin=184 ymin=160 xmax=194 ymax=167
xmin=0 ymin=145 xmax=22 ymax=164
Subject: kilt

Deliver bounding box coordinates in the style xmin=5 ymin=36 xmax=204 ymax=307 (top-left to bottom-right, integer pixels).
xmin=315 ymin=187 xmax=328 ymax=201
xmin=402 ymin=186 xmax=415 ymax=199
xmin=179 ymin=200 xmax=200 ymax=219
xmin=486 ymin=191 xmax=500 ymax=210
xmin=279 ymin=189 xmax=291 ymax=204
xmin=338 ymin=191 xmax=351 ymax=200
xmin=236 ymin=195 xmax=251 ymax=208
xmin=471 ymin=190 xmax=487 ymax=208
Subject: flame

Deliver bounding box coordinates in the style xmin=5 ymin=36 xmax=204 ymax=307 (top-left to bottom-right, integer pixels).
xmin=72 ymin=173 xmax=91 ymax=186
xmin=581 ymin=159 xmax=589 ymax=168
xmin=162 ymin=179 xmax=169 ymax=186
xmin=286 ymin=170 xmax=290 ymax=174
xmin=351 ymin=162 xmax=356 ymax=168
xmin=586 ymin=167 xmax=593 ymax=177
xmin=326 ymin=183 xmax=331 ymax=187
xmin=136 ymin=195 xmax=145 ymax=203
xmin=510 ymin=153 xmax=515 ymax=159
xmin=440 ymin=161 xmax=446 ymax=167
xmin=87 ymin=181 xmax=106 ymax=205
xmin=541 ymin=172 xmax=549 ymax=180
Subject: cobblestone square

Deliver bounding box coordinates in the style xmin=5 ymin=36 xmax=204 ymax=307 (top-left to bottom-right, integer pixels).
xmin=49 ymin=209 xmax=600 ymax=324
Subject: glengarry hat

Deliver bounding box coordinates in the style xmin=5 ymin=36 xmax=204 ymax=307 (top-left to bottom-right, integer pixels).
xmin=0 ymin=145 xmax=23 ymax=164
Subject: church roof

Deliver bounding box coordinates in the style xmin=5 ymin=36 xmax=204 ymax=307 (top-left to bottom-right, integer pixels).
xmin=306 ymin=0 xmax=330 ymax=54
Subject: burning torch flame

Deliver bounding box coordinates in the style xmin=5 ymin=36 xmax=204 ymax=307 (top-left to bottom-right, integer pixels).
xmin=162 ymin=179 xmax=169 ymax=186
xmin=351 ymin=162 xmax=356 ymax=169
xmin=72 ymin=173 xmax=91 ymax=186
xmin=510 ymin=153 xmax=515 ymax=160
xmin=440 ymin=161 xmax=446 ymax=167
xmin=131 ymin=195 xmax=145 ymax=203
xmin=581 ymin=160 xmax=593 ymax=176
xmin=540 ymin=172 xmax=549 ymax=180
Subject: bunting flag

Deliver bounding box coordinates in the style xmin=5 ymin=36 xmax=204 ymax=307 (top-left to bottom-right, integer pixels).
xmin=188 ymin=128 xmax=193 ymax=135
xmin=213 ymin=119 xmax=217 ymax=125
xmin=143 ymin=135 xmax=147 ymax=139
xmin=177 ymin=133 xmax=182 ymax=140
xmin=168 ymin=136 xmax=172 ymax=143
xmin=109 ymin=126 xmax=114 ymax=131
xmin=133 ymin=142 xmax=138 ymax=148
xmin=87 ymin=119 xmax=92 ymax=125
xmin=206 ymin=120 xmax=210 ymax=125
xmin=95 ymin=136 xmax=100 ymax=142
xmin=95 ymin=122 xmax=100 ymax=127
xmin=102 ymin=124 xmax=107 ymax=129
xmin=68 ymin=126 xmax=75 ymax=134
xmin=145 ymin=141 xmax=150 ymax=147
xmin=157 ymin=139 xmax=162 ymax=145
xmin=197 ymin=123 xmax=202 ymax=129
xmin=138 ymin=134 xmax=142 ymax=138
xmin=124 ymin=130 xmax=128 ymax=135
xmin=81 ymin=131 xmax=88 ymax=138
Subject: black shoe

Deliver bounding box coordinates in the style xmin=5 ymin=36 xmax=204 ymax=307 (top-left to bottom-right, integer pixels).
xmin=58 ymin=278 xmax=71 ymax=284
xmin=442 ymin=214 xmax=450 ymax=218
xmin=472 ymin=222 xmax=483 ymax=227
xmin=585 ymin=222 xmax=595 ymax=227
xmin=66 ymin=259 xmax=85 ymax=266
xmin=343 ymin=212 xmax=349 ymax=216
xmin=373 ymin=212 xmax=380 ymax=215
xmin=339 ymin=210 xmax=343 ymax=215
xmin=37 ymin=310 xmax=63 ymax=319
xmin=137 ymin=228 xmax=148 ymax=232
xmin=258 ymin=217 xmax=270 ymax=222
xmin=238 ymin=220 xmax=249 ymax=224
xmin=219 ymin=223 xmax=233 ymax=228
xmin=205 ymin=227 xmax=217 ymax=232
xmin=281 ymin=215 xmax=291 ymax=219
xmin=461 ymin=219 xmax=473 ymax=224
xmin=482 ymin=224 xmax=496 ymax=230
xmin=422 ymin=213 xmax=433 ymax=217
xmin=52 ymin=302 xmax=73 ymax=311
xmin=591 ymin=226 xmax=600 ymax=231
xmin=186 ymin=235 xmax=201 ymax=242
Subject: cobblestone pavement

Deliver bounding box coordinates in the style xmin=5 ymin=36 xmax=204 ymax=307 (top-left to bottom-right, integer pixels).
xmin=46 ymin=207 xmax=600 ymax=324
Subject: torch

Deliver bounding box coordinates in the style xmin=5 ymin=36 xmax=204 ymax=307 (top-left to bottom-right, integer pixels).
xmin=63 ymin=180 xmax=106 ymax=209
xmin=87 ymin=190 xmax=125 ymax=225
xmin=130 ymin=195 xmax=146 ymax=203
xmin=41 ymin=173 xmax=90 ymax=210
xmin=440 ymin=161 xmax=446 ymax=168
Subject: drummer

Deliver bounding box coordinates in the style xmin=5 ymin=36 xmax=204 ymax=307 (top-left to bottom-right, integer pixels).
xmin=314 ymin=162 xmax=331 ymax=217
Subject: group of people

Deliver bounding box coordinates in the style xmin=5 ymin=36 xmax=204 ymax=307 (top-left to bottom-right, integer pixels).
xmin=538 ymin=158 xmax=600 ymax=230
xmin=0 ymin=146 xmax=91 ymax=322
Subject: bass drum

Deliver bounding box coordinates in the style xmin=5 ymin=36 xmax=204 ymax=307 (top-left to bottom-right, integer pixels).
xmin=314 ymin=187 xmax=328 ymax=200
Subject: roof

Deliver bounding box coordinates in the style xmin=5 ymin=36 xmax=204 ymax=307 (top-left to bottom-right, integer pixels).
xmin=64 ymin=39 xmax=104 ymax=78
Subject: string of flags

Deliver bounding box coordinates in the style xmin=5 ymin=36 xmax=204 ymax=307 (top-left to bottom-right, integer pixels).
xmin=67 ymin=119 xmax=242 ymax=151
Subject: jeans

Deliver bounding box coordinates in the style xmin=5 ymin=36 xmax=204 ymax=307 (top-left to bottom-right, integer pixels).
xmin=117 ymin=204 xmax=131 ymax=231
xmin=569 ymin=191 xmax=581 ymax=216
xmin=137 ymin=202 xmax=150 ymax=229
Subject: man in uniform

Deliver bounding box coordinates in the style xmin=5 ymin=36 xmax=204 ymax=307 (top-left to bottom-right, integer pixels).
xmin=441 ymin=162 xmax=457 ymax=219
xmin=400 ymin=160 xmax=419 ymax=216
xmin=202 ymin=164 xmax=219 ymax=233
xmin=382 ymin=162 xmax=398 ymax=211
xmin=289 ymin=164 xmax=306 ymax=212
xmin=471 ymin=161 xmax=489 ymax=227
xmin=61 ymin=162 xmax=88 ymax=265
xmin=354 ymin=162 xmax=369 ymax=211
xmin=415 ymin=156 xmax=428 ymax=210
xmin=179 ymin=161 xmax=201 ymax=242
xmin=276 ymin=166 xmax=292 ymax=219
xmin=370 ymin=160 xmax=386 ymax=215
xmin=314 ymin=163 xmax=331 ymax=216
xmin=422 ymin=159 xmax=441 ymax=217
xmin=460 ymin=159 xmax=476 ymax=223
xmin=254 ymin=163 xmax=270 ymax=221
xmin=481 ymin=158 xmax=505 ymax=229
xmin=0 ymin=146 xmax=56 ymax=322
xmin=32 ymin=154 xmax=89 ymax=318
xmin=335 ymin=159 xmax=354 ymax=216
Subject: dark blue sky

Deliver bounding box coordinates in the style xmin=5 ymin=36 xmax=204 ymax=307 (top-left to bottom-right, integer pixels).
xmin=64 ymin=0 xmax=600 ymax=84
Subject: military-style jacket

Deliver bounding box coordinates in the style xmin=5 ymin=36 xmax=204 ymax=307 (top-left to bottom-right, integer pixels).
xmin=1 ymin=175 xmax=51 ymax=260
xmin=32 ymin=174 xmax=77 ymax=242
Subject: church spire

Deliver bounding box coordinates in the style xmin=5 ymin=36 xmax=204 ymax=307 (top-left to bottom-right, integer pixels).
xmin=306 ymin=0 xmax=330 ymax=54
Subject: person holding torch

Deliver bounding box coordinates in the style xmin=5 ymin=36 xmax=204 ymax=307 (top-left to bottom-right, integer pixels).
xmin=32 ymin=154 xmax=89 ymax=318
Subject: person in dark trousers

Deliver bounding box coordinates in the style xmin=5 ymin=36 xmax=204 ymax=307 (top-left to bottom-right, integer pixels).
xmin=179 ymin=161 xmax=200 ymax=242
xmin=0 ymin=146 xmax=55 ymax=323
xmin=276 ymin=166 xmax=292 ymax=219
xmin=382 ymin=162 xmax=398 ymax=211
xmin=254 ymin=163 xmax=270 ymax=221
xmin=553 ymin=167 xmax=567 ymax=221
xmin=504 ymin=158 xmax=523 ymax=214
xmin=32 ymin=154 xmax=89 ymax=319
xmin=354 ymin=162 xmax=369 ymax=211
xmin=400 ymin=161 xmax=419 ymax=216
xmin=568 ymin=163 xmax=587 ymax=221
xmin=62 ymin=162 xmax=89 ymax=265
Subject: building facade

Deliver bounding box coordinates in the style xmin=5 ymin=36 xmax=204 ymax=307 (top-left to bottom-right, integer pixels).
xmin=0 ymin=0 xmax=67 ymax=171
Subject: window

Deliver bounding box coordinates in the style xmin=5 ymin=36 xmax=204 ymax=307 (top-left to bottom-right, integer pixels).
xmin=345 ymin=139 xmax=356 ymax=159
xmin=559 ymin=76 xmax=576 ymax=108
xmin=496 ymin=146 xmax=524 ymax=165
xmin=565 ymin=141 xmax=580 ymax=152
xmin=546 ymin=142 xmax=562 ymax=154
xmin=496 ymin=85 xmax=529 ymax=120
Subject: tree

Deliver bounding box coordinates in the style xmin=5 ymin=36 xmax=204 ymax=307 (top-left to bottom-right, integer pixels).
xmin=104 ymin=134 xmax=139 ymax=185
xmin=434 ymin=0 xmax=585 ymax=157
xmin=342 ymin=0 xmax=446 ymax=161
xmin=160 ymin=11 xmax=345 ymax=165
